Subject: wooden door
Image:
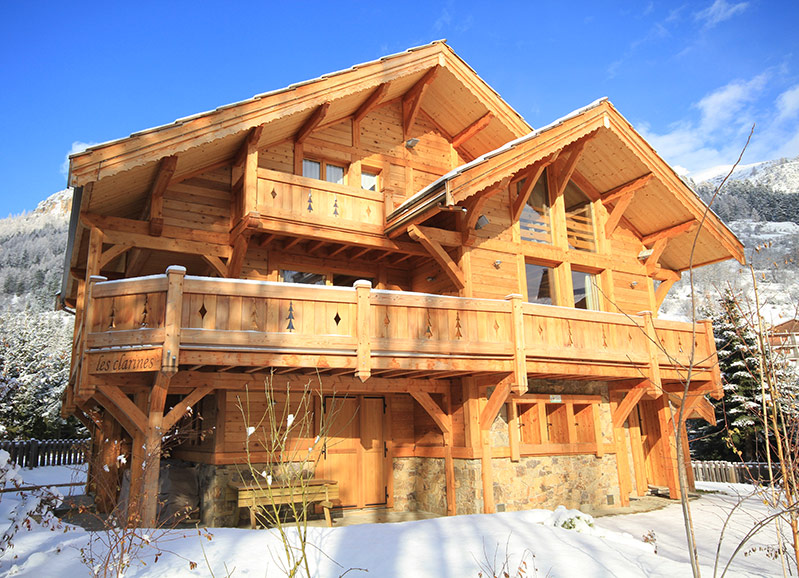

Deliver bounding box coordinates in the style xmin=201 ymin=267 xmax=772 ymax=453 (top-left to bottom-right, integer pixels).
xmin=361 ymin=397 xmax=386 ymax=506
xmin=322 ymin=396 xmax=386 ymax=508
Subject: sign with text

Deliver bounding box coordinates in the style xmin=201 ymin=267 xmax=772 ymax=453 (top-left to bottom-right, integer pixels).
xmin=88 ymin=348 xmax=162 ymax=374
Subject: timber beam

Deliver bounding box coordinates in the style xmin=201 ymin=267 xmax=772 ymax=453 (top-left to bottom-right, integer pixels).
xmin=612 ymin=381 xmax=648 ymax=428
xmin=551 ymin=140 xmax=587 ymax=198
xmin=353 ymin=84 xmax=389 ymax=124
xmin=640 ymin=219 xmax=697 ymax=246
xmin=463 ymin=177 xmax=510 ymax=242
xmin=600 ymin=173 xmax=653 ymax=205
xmin=407 ymin=224 xmax=466 ymax=289
xmin=451 ymin=112 xmax=493 ymax=149
xmin=510 ymin=153 xmax=558 ymax=222
xmin=296 ymin=103 xmax=330 ymax=144
xmin=402 ymin=66 xmax=439 ymax=137
xmin=144 ymin=155 xmax=178 ymax=236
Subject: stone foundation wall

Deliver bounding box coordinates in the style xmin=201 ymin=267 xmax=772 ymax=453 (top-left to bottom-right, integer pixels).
xmin=392 ymin=457 xmax=447 ymax=515
xmin=197 ymin=463 xmax=267 ymax=527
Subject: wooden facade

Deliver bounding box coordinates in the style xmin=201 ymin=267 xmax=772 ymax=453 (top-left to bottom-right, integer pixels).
xmin=60 ymin=42 xmax=744 ymax=526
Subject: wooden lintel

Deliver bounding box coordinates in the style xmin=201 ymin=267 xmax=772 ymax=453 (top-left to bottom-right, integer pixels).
xmin=407 ymin=224 xmax=466 ymax=289
xmin=641 ymin=220 xmax=697 ymax=245
xmin=145 ymin=155 xmax=178 ymax=236
xmin=604 ymin=190 xmax=636 ymax=238
xmin=353 ymin=84 xmax=389 ymax=123
xmin=410 ymin=391 xmax=451 ymax=435
xmin=296 ymin=103 xmax=330 ymax=144
xmin=601 ymin=173 xmax=653 ymax=205
xmin=163 ymin=385 xmax=214 ymax=431
xmin=402 ymin=66 xmax=440 ymax=137
xmin=202 ymin=255 xmax=228 ymax=277
xmin=480 ymin=381 xmax=511 ymax=431
xmin=451 ymin=112 xmax=493 ymax=149
xmin=612 ymin=382 xmax=648 ymax=428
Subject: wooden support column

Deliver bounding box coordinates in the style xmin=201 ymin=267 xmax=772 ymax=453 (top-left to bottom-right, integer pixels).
xmin=655 ymin=392 xmax=680 ymax=499
xmin=479 ymin=380 xmax=511 ymax=514
xmin=77 ymin=274 xmax=105 ymax=401
xmin=354 ymin=280 xmax=372 ymax=382
xmin=506 ymin=294 xmax=527 ymax=395
xmin=140 ymin=371 xmax=172 ymax=528
xmin=162 ymin=266 xmax=186 ymax=372
xmin=508 ymin=400 xmax=520 ymax=462
xmin=627 ymin=407 xmax=648 ymax=496
xmin=410 ymin=391 xmax=455 ymax=516
xmin=462 ymin=377 xmax=481 ymax=450
xmin=610 ymin=398 xmax=632 ymax=507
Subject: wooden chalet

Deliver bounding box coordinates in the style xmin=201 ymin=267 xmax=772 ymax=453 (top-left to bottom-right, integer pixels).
xmin=59 ymin=41 xmax=745 ymax=526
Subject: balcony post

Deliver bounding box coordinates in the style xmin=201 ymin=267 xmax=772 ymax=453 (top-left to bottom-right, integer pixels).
xmin=506 ymin=294 xmax=527 ymax=396
xmin=162 ymin=266 xmax=186 ymax=373
xmin=354 ymin=280 xmax=372 ymax=382
xmin=77 ymin=275 xmax=107 ymax=401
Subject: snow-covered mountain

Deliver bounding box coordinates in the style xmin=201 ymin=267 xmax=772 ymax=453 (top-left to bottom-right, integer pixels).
xmin=699 ymin=154 xmax=799 ymax=195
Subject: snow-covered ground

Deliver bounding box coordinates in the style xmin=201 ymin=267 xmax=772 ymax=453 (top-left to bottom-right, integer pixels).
xmin=0 ymin=467 xmax=788 ymax=577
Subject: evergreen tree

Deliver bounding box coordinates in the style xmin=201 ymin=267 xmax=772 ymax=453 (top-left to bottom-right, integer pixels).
xmin=689 ymin=291 xmax=763 ymax=461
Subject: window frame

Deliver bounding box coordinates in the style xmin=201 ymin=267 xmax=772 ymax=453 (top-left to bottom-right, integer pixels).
xmin=302 ymin=157 xmax=347 ymax=185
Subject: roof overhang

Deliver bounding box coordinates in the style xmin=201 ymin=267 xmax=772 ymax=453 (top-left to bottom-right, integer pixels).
xmin=386 ymin=99 xmax=745 ymax=271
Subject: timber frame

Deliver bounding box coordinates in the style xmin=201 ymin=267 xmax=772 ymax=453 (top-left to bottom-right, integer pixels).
xmin=60 ymin=41 xmax=743 ymax=527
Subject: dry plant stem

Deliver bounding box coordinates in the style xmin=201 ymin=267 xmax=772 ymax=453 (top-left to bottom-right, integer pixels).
xmin=750 ymin=265 xmax=789 ymax=575
xmin=674 ymin=125 xmax=756 ymax=578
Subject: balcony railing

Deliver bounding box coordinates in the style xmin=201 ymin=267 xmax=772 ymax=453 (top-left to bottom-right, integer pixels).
xmin=75 ymin=268 xmax=719 ymax=397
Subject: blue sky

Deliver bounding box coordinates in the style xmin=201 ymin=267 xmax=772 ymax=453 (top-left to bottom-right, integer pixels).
xmin=1 ymin=0 xmax=797 ymax=216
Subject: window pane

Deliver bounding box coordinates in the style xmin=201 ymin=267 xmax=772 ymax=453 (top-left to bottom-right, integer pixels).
xmin=302 ymin=159 xmax=321 ymax=180
xmin=281 ymin=270 xmax=326 ymax=285
xmin=361 ymin=171 xmax=378 ymax=191
xmin=519 ymin=171 xmax=551 ymax=244
xmin=326 ymin=164 xmax=345 ymax=185
xmin=564 ymin=180 xmax=596 ymax=252
xmin=526 ymin=263 xmax=555 ymax=305
xmin=571 ymin=270 xmax=597 ymax=310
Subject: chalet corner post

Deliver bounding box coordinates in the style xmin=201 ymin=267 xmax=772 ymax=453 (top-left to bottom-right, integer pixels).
xmin=162 ymin=265 xmax=186 ymax=373
xmin=354 ymin=280 xmax=372 ymax=382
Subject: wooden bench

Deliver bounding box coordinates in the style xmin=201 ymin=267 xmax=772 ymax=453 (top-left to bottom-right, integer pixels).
xmin=229 ymin=479 xmax=339 ymax=528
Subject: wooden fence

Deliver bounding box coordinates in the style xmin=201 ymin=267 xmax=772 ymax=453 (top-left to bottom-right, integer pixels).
xmin=0 ymin=439 xmax=89 ymax=468
xmin=692 ymin=460 xmax=780 ymax=484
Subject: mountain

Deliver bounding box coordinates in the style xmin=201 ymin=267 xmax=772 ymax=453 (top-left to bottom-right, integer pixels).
xmin=698 ymin=154 xmax=799 ymax=195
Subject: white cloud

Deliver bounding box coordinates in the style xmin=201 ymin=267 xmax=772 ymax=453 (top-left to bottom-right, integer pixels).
xmin=694 ymin=0 xmax=748 ymax=28
xmin=777 ymin=84 xmax=799 ymax=120
xmin=60 ymin=141 xmax=97 ymax=178
xmin=637 ymin=72 xmax=799 ymax=181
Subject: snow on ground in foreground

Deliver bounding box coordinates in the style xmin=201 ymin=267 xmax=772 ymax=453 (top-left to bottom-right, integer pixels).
xmin=0 ymin=467 xmax=786 ymax=577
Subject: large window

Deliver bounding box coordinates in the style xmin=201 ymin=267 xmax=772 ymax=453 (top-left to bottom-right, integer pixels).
xmin=519 ymin=172 xmax=551 ymax=245
xmin=281 ymin=269 xmax=374 ymax=288
xmin=525 ymin=263 xmax=556 ymax=305
xmin=361 ymin=170 xmax=379 ymax=191
xmin=563 ymin=180 xmax=596 ymax=252
xmin=302 ymin=159 xmax=345 ymax=184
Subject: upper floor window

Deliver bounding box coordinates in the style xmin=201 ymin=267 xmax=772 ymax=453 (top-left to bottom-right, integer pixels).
xmin=525 ymin=262 xmax=555 ymax=305
xmin=519 ymin=172 xmax=551 ymax=245
xmin=302 ymin=159 xmax=345 ymax=185
xmin=563 ymin=180 xmax=596 ymax=252
xmin=571 ymin=269 xmax=598 ymax=310
xmin=361 ymin=170 xmax=379 ymax=191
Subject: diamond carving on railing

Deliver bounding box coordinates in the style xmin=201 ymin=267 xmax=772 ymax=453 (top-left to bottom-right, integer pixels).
xmin=365 ymin=206 xmax=371 ymax=217
xmin=271 ymin=188 xmax=277 ymax=199
xmin=199 ymin=302 xmax=207 ymax=320
xmin=286 ymin=301 xmax=295 ymax=332
xmin=493 ymin=319 xmax=500 ymax=334
xmin=140 ymin=295 xmax=149 ymax=327
xmin=333 ymin=312 xmax=341 ymax=326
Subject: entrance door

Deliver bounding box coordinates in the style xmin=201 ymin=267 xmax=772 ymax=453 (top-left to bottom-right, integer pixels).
xmin=322 ymin=396 xmax=386 ymax=508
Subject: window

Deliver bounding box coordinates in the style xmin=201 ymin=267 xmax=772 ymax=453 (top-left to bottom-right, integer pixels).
xmin=302 ymin=159 xmax=345 ymax=184
xmin=563 ymin=180 xmax=596 ymax=252
xmin=281 ymin=270 xmax=327 ymax=285
xmin=519 ymin=172 xmax=551 ymax=244
xmin=571 ymin=269 xmax=598 ymax=310
xmin=525 ymin=263 xmax=555 ymax=305
xmin=361 ymin=170 xmax=379 ymax=191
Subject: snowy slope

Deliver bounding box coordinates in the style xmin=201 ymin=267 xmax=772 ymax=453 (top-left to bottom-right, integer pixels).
xmin=700 ymin=153 xmax=799 ymax=194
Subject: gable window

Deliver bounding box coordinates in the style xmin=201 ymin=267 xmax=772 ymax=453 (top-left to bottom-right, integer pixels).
xmin=361 ymin=170 xmax=379 ymax=191
xmin=302 ymin=159 xmax=345 ymax=185
xmin=563 ymin=180 xmax=596 ymax=252
xmin=519 ymin=172 xmax=552 ymax=245
xmin=525 ymin=262 xmax=556 ymax=305
xmin=571 ymin=269 xmax=598 ymax=310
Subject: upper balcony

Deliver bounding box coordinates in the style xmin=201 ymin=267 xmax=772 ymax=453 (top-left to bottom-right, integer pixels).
xmin=72 ymin=267 xmax=720 ymax=399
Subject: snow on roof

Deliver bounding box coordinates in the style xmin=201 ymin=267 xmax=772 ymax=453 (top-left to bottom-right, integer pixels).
xmin=387 ymin=98 xmax=608 ymax=222
xmin=70 ymin=41 xmax=449 ymax=159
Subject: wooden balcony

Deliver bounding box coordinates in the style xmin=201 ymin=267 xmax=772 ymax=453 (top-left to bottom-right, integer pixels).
xmin=75 ymin=268 xmax=719 ymax=396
